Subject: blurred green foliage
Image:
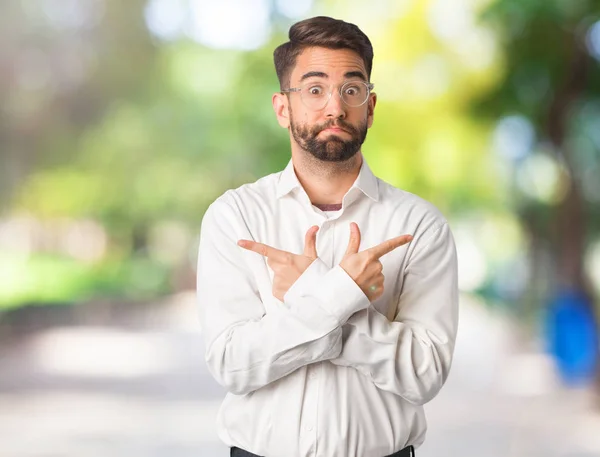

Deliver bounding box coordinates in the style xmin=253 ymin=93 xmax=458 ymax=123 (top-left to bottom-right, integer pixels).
xmin=0 ymin=0 xmax=599 ymax=316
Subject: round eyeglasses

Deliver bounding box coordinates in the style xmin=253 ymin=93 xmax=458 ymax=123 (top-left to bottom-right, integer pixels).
xmin=281 ymin=81 xmax=374 ymax=110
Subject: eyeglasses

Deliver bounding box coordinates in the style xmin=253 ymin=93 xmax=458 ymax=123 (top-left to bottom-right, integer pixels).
xmin=281 ymin=81 xmax=374 ymax=110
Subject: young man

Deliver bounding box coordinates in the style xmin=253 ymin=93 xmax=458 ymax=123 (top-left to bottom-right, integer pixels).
xmin=197 ymin=16 xmax=459 ymax=457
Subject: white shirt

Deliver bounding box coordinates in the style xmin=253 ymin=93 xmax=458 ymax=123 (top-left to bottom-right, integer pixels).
xmin=197 ymin=158 xmax=459 ymax=457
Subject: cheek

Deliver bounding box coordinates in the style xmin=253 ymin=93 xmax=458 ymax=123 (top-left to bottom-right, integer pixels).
xmin=347 ymin=108 xmax=369 ymax=125
xmin=290 ymin=102 xmax=313 ymax=124
xmin=300 ymin=109 xmax=317 ymax=124
xmin=296 ymin=114 xmax=320 ymax=130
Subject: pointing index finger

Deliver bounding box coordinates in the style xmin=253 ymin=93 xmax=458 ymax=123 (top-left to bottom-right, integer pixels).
xmin=368 ymin=235 xmax=413 ymax=259
xmin=237 ymin=239 xmax=285 ymax=260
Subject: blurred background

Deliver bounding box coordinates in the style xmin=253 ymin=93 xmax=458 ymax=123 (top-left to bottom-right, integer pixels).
xmin=1 ymin=0 xmax=600 ymax=455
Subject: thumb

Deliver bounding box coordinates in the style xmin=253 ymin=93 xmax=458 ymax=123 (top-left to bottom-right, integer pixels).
xmin=344 ymin=222 xmax=361 ymax=256
xmin=303 ymin=225 xmax=319 ymax=258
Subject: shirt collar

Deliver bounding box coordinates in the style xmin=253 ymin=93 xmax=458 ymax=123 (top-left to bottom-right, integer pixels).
xmin=352 ymin=158 xmax=379 ymax=202
xmin=276 ymin=158 xmax=379 ymax=202
xmin=275 ymin=160 xmax=302 ymax=199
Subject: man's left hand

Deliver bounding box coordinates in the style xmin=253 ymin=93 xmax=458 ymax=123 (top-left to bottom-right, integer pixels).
xmin=238 ymin=226 xmax=319 ymax=301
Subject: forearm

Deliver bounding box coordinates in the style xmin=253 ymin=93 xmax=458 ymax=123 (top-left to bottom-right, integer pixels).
xmin=330 ymin=222 xmax=459 ymax=405
xmin=205 ymin=310 xmax=343 ymax=395
xmin=330 ymin=307 xmax=455 ymax=404
xmin=201 ymin=248 xmax=369 ymax=396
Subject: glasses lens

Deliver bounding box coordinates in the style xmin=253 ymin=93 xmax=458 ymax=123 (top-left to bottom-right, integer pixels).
xmin=341 ymin=82 xmax=369 ymax=107
xmin=301 ymin=83 xmax=329 ymax=110
xmin=297 ymin=82 xmax=371 ymax=109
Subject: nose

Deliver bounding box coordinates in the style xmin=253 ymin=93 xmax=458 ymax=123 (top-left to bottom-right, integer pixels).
xmin=323 ymin=88 xmax=346 ymax=119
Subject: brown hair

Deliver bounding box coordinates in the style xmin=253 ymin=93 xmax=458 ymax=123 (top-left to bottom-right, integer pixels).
xmin=273 ymin=16 xmax=373 ymax=90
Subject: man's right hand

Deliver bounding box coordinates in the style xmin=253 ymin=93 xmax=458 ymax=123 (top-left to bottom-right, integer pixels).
xmin=340 ymin=222 xmax=413 ymax=302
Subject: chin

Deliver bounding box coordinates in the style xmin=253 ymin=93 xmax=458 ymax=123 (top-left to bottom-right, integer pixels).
xmin=309 ymin=148 xmax=359 ymax=163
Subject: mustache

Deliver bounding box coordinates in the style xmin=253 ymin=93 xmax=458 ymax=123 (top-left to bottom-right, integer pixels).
xmin=316 ymin=120 xmax=357 ymax=134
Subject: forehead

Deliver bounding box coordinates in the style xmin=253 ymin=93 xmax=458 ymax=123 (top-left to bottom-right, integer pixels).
xmin=290 ymin=47 xmax=367 ymax=83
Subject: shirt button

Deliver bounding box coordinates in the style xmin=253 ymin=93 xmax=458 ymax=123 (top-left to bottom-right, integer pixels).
xmin=307 ymin=425 xmax=314 ymax=432
xmin=310 ymin=371 xmax=317 ymax=379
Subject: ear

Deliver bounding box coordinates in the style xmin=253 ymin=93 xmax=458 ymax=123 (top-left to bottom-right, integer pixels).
xmin=367 ymin=92 xmax=377 ymax=129
xmin=272 ymin=92 xmax=290 ymax=129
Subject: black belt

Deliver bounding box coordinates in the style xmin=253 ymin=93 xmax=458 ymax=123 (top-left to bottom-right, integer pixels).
xmin=230 ymin=445 xmax=415 ymax=457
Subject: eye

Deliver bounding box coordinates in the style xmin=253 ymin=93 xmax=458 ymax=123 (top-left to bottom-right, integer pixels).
xmin=344 ymin=85 xmax=361 ymax=96
xmin=307 ymin=85 xmax=324 ymax=95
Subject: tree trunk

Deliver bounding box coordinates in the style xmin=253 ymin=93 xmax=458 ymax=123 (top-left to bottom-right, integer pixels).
xmin=546 ymin=27 xmax=599 ymax=396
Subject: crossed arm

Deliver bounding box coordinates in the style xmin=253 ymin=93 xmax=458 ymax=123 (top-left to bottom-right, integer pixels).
xmin=197 ymin=199 xmax=458 ymax=404
xmin=283 ymin=222 xmax=459 ymax=404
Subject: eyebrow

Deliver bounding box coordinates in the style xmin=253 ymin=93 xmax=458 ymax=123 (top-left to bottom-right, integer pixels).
xmin=344 ymin=71 xmax=367 ymax=81
xmin=299 ymin=70 xmax=368 ymax=82
xmin=300 ymin=71 xmax=328 ymax=81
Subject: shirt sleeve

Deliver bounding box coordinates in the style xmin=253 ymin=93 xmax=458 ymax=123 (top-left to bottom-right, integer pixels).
xmin=328 ymin=222 xmax=459 ymax=405
xmin=197 ymin=198 xmax=368 ymax=396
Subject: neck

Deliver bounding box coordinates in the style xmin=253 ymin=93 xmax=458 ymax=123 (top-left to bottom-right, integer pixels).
xmin=291 ymin=149 xmax=363 ymax=206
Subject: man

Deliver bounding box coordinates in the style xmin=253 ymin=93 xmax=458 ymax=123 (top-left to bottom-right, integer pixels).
xmin=197 ymin=16 xmax=459 ymax=457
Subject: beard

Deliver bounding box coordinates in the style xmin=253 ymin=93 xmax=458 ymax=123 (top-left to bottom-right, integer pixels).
xmin=289 ymin=111 xmax=368 ymax=163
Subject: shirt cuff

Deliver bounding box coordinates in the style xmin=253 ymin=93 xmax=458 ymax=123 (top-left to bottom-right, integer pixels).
xmin=284 ymin=260 xmax=370 ymax=325
xmin=284 ymin=258 xmax=330 ymax=302
xmin=314 ymin=265 xmax=370 ymax=324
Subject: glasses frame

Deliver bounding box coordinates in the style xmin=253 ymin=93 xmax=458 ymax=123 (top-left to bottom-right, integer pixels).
xmin=281 ymin=80 xmax=375 ymax=110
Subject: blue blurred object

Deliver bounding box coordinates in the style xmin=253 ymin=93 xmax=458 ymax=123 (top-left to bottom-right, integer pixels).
xmin=545 ymin=288 xmax=599 ymax=385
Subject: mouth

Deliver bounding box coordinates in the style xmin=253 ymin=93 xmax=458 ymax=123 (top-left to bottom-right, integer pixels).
xmin=321 ymin=127 xmax=349 ymax=134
